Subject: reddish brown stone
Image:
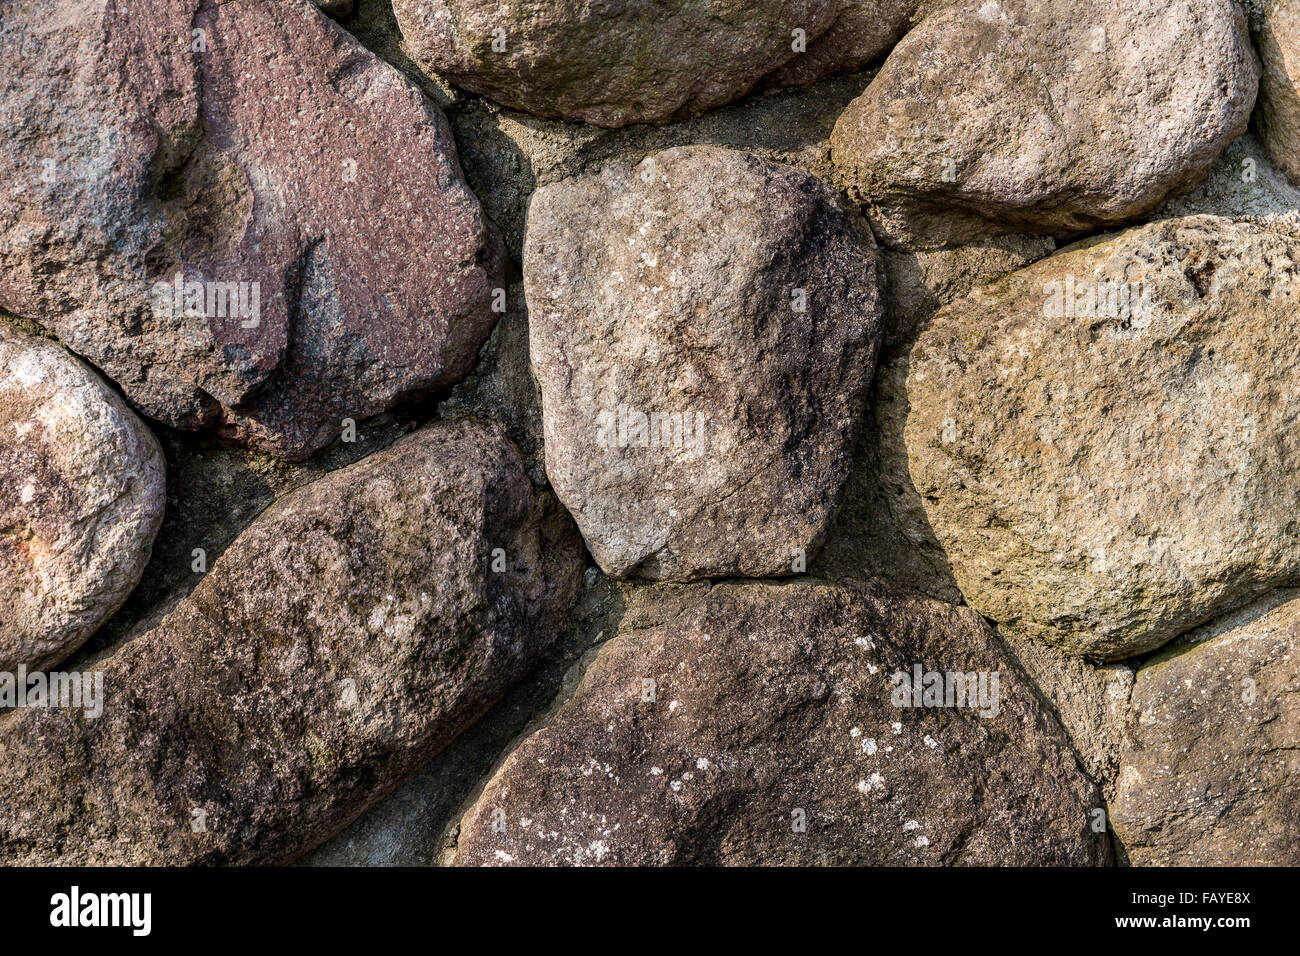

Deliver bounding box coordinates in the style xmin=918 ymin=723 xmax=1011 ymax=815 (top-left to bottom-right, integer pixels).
xmin=0 ymin=0 xmax=504 ymax=459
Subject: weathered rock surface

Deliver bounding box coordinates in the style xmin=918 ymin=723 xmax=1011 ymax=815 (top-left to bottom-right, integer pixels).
xmin=526 ymin=146 xmax=885 ymax=580
xmin=1255 ymin=0 xmax=1300 ymax=186
xmin=830 ymin=0 xmax=1258 ymax=248
xmin=76 ymin=411 xmax=424 ymax=659
xmin=0 ymin=421 xmax=583 ymax=865
xmin=453 ymin=580 xmax=1109 ymax=866
xmin=449 ymin=69 xmax=875 ymax=261
xmin=302 ymin=567 xmax=627 ymax=866
xmin=814 ymin=234 xmax=1055 ymax=601
xmin=900 ymin=215 xmax=1300 ymax=660
xmin=998 ymin=628 xmax=1133 ymax=793
xmin=394 ymin=0 xmax=918 ymax=127
xmin=1154 ymin=133 xmax=1300 ymax=230
xmin=0 ymin=0 xmax=504 ymax=460
xmin=0 ymin=323 xmax=165 ymax=673
xmin=1112 ymin=592 xmax=1300 ymax=865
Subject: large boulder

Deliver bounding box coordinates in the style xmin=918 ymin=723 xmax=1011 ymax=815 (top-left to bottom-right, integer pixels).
xmin=898 ymin=216 xmax=1300 ymax=660
xmin=830 ymin=0 xmax=1258 ymax=248
xmin=0 ymin=421 xmax=583 ymax=865
xmin=0 ymin=0 xmax=504 ymax=460
xmin=1112 ymin=593 xmax=1300 ymax=865
xmin=1254 ymin=0 xmax=1300 ymax=185
xmin=526 ymin=146 xmax=885 ymax=581
xmin=393 ymin=0 xmax=919 ymax=127
xmin=0 ymin=322 xmax=165 ymax=672
xmin=452 ymin=580 xmax=1109 ymax=866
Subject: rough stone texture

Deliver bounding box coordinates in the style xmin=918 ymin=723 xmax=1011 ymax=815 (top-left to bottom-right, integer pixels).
xmin=0 ymin=0 xmax=504 ymax=460
xmin=72 ymin=411 xmax=422 ymax=662
xmin=394 ymin=0 xmax=918 ymax=127
xmin=1154 ymin=132 xmax=1300 ymax=230
xmin=830 ymin=0 xmax=1258 ymax=248
xmin=527 ymin=146 xmax=885 ymax=581
xmin=6 ymin=0 xmax=1296 ymax=871
xmin=452 ymin=580 xmax=1110 ymax=866
xmin=301 ymin=568 xmax=626 ymax=866
xmin=1 ymin=322 xmax=165 ymax=673
xmin=449 ymin=69 xmax=875 ymax=261
xmin=1112 ymin=592 xmax=1300 ymax=865
xmin=814 ymin=234 xmax=1055 ymax=602
xmin=900 ymin=215 xmax=1300 ymax=660
xmin=998 ymin=628 xmax=1133 ymax=794
xmin=0 ymin=421 xmax=583 ymax=865
xmin=1254 ymin=0 xmax=1300 ymax=185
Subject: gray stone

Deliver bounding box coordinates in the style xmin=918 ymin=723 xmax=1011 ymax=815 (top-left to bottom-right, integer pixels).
xmin=1112 ymin=592 xmax=1300 ymax=865
xmin=0 ymin=420 xmax=583 ymax=865
xmin=452 ymin=580 xmax=1110 ymax=866
xmin=998 ymin=628 xmax=1133 ymax=794
xmin=394 ymin=0 xmax=919 ymax=127
xmin=526 ymin=146 xmax=885 ymax=580
xmin=830 ymin=0 xmax=1258 ymax=248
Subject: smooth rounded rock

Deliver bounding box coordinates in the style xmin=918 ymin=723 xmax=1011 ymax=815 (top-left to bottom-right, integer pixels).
xmin=830 ymin=0 xmax=1258 ymax=248
xmin=394 ymin=0 xmax=919 ymax=127
xmin=1 ymin=322 xmax=165 ymax=673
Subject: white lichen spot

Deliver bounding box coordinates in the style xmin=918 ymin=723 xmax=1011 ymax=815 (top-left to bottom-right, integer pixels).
xmin=857 ymin=772 xmax=884 ymax=794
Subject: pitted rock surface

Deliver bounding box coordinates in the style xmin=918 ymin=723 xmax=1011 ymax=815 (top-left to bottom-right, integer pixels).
xmin=0 ymin=421 xmax=583 ymax=865
xmin=830 ymin=0 xmax=1258 ymax=247
xmin=0 ymin=0 xmax=504 ymax=460
xmin=526 ymin=146 xmax=885 ymax=581
xmin=453 ymin=580 xmax=1110 ymax=866
xmin=899 ymin=216 xmax=1300 ymax=660
xmin=1112 ymin=594 xmax=1300 ymax=865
